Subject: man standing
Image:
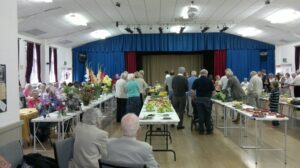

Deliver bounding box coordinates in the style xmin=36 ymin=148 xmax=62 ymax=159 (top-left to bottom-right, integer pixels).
xmin=115 ymin=72 xmax=128 ymax=122
xmin=220 ymin=73 xmax=228 ymax=91
xmin=192 ymin=69 xmax=214 ymax=134
xmin=225 ymin=68 xmax=245 ymax=123
xmin=247 ymin=71 xmax=263 ymax=108
xmin=172 ymin=67 xmax=188 ymax=129
xmin=187 ymin=70 xmax=198 ymax=116
xmin=107 ymin=113 xmax=159 ymax=168
xmin=165 ymin=70 xmax=175 ymax=100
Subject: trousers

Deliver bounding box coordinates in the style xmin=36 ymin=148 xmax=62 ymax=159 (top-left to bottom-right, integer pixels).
xmin=172 ymin=96 xmax=186 ymax=127
xmin=195 ymin=97 xmax=213 ymax=132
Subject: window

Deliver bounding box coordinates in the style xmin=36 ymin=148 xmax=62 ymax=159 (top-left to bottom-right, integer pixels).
xmin=30 ymin=44 xmax=39 ymax=84
xmin=49 ymin=47 xmax=57 ymax=83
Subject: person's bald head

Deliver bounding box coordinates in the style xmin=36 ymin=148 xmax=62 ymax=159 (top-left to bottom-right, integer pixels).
xmin=121 ymin=113 xmax=140 ymax=137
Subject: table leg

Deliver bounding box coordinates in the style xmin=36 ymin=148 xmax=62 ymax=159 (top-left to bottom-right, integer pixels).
xmin=284 ymin=120 xmax=287 ymax=165
xmin=62 ymin=121 xmax=65 ymax=140
xmin=57 ymin=122 xmax=61 ymax=140
xmin=255 ymin=120 xmax=258 ymax=165
xmin=33 ymin=122 xmax=36 ymax=152
xmin=224 ymin=107 xmax=228 ymax=137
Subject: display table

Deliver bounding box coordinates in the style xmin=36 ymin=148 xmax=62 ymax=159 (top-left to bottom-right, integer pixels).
xmin=31 ymin=111 xmax=73 ymax=152
xmin=81 ymin=93 xmax=115 ymax=111
xmin=139 ymin=96 xmax=180 ymax=161
xmin=20 ymin=108 xmax=38 ymax=144
xmin=212 ymin=99 xmax=288 ymax=165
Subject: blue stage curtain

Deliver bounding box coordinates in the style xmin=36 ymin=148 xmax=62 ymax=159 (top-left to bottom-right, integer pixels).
xmin=73 ymin=33 xmax=275 ymax=82
xmin=226 ymin=50 xmax=275 ymax=81
xmin=73 ymin=51 xmax=124 ymax=82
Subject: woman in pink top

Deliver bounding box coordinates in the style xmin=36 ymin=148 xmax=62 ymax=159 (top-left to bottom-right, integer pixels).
xmin=23 ymin=83 xmax=32 ymax=98
xmin=27 ymin=89 xmax=40 ymax=108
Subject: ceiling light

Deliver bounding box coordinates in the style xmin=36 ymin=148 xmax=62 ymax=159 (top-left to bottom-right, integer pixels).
xmin=158 ymin=27 xmax=163 ymax=34
xmin=266 ymin=9 xmax=300 ymax=24
xmin=90 ymin=30 xmax=111 ymax=39
xmin=237 ymin=27 xmax=262 ymax=37
xmin=125 ymin=27 xmax=133 ymax=34
xmin=181 ymin=1 xmax=200 ymax=19
xmin=136 ymin=27 xmax=142 ymax=34
xmin=201 ymin=26 xmax=209 ymax=33
xmin=29 ymin=0 xmax=53 ymax=3
xmin=180 ymin=27 xmax=185 ymax=33
xmin=170 ymin=26 xmax=181 ymax=34
xmin=220 ymin=26 xmax=229 ymax=32
xmin=65 ymin=13 xmax=88 ymax=26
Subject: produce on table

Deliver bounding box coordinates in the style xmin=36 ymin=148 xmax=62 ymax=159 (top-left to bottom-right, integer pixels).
xmin=145 ymin=98 xmax=173 ymax=113
xmin=214 ymin=92 xmax=226 ymax=102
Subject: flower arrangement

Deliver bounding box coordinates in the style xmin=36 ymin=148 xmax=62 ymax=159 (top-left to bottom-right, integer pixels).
xmin=80 ymin=85 xmax=95 ymax=106
xmin=57 ymin=104 xmax=66 ymax=117
xmin=102 ymin=75 xmax=112 ymax=93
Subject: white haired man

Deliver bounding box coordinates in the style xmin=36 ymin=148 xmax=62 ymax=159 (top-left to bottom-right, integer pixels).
xmin=192 ymin=69 xmax=214 ymax=134
xmin=115 ymin=71 xmax=128 ymax=122
xmin=172 ymin=67 xmax=189 ymax=129
xmin=72 ymin=108 xmax=108 ymax=168
xmin=107 ymin=113 xmax=159 ymax=168
xmin=247 ymin=71 xmax=263 ymax=108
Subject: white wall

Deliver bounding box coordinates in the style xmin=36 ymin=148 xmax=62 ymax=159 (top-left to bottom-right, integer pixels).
xmin=18 ymin=35 xmax=72 ymax=86
xmin=275 ymin=42 xmax=300 ymax=72
xmin=0 ymin=0 xmax=19 ymax=127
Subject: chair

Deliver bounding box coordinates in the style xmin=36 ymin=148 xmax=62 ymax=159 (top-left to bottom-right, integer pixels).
xmin=53 ymin=137 xmax=75 ymax=168
xmin=98 ymin=159 xmax=147 ymax=168
xmin=0 ymin=141 xmax=23 ymax=168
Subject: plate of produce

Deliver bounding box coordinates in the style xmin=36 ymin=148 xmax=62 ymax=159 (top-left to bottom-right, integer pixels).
xmin=252 ymin=112 xmax=266 ymax=118
xmin=276 ymin=113 xmax=285 ymax=118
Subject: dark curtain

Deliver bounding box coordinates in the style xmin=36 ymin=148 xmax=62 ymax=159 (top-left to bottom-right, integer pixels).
xmin=54 ymin=48 xmax=58 ymax=82
xmin=36 ymin=44 xmax=42 ymax=82
xmin=295 ymin=46 xmax=300 ymax=70
xmin=203 ymin=51 xmax=214 ymax=76
xmin=49 ymin=47 xmax=58 ymax=82
xmin=25 ymin=42 xmax=34 ymax=83
xmin=125 ymin=52 xmax=137 ymax=73
xmin=214 ymin=50 xmax=226 ymax=77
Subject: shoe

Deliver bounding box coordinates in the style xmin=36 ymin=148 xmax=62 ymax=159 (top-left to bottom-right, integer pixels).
xmin=171 ymin=124 xmax=175 ymax=128
xmin=177 ymin=126 xmax=185 ymax=130
xmin=232 ymin=118 xmax=240 ymax=124
xmin=221 ymin=116 xmax=224 ymax=119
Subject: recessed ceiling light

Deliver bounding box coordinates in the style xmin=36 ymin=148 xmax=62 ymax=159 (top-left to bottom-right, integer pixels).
xmin=29 ymin=0 xmax=53 ymax=3
xmin=65 ymin=13 xmax=88 ymax=26
xmin=237 ymin=27 xmax=262 ymax=37
xmin=170 ymin=26 xmax=181 ymax=34
xmin=90 ymin=30 xmax=111 ymax=39
xmin=266 ymin=9 xmax=300 ymax=24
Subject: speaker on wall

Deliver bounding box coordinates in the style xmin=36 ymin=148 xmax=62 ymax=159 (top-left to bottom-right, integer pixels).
xmin=79 ymin=53 xmax=87 ymax=63
xmin=260 ymin=51 xmax=268 ymax=60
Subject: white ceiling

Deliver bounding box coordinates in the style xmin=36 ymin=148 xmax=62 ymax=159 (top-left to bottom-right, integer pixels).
xmin=17 ymin=0 xmax=300 ymax=48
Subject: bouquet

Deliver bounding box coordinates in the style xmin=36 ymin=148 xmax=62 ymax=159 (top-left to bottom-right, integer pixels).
xmin=80 ymin=85 xmax=95 ymax=106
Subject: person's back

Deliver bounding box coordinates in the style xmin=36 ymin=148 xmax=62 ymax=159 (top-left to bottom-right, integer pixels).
xmin=125 ymin=80 xmax=140 ymax=97
xmin=172 ymin=75 xmax=188 ymax=97
xmin=107 ymin=137 xmax=158 ymax=167
xmin=72 ymin=109 xmax=108 ymax=168
xmin=228 ymin=76 xmax=245 ymax=100
xmin=249 ymin=75 xmax=263 ymax=95
xmin=193 ymin=76 xmax=214 ymax=98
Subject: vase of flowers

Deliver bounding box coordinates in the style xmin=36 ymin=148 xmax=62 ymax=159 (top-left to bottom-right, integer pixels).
xmin=80 ymin=85 xmax=95 ymax=106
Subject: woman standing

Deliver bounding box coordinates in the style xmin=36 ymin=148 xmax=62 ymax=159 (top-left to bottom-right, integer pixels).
xmin=125 ymin=73 xmax=141 ymax=115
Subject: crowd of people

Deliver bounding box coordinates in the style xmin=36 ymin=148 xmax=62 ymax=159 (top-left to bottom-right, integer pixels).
xmin=164 ymin=67 xmax=300 ymax=133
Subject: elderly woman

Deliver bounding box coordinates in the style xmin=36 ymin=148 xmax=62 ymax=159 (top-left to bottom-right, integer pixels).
xmin=125 ymin=73 xmax=141 ymax=115
xmin=27 ymin=89 xmax=40 ymax=108
xmin=71 ymin=108 xmax=108 ymax=168
xmin=23 ymin=83 xmax=32 ymax=100
xmin=115 ymin=71 xmax=128 ymax=122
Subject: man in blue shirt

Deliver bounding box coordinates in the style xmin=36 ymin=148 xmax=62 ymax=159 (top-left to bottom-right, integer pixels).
xmin=192 ymin=69 xmax=214 ymax=134
xmin=187 ymin=71 xmax=198 ymax=116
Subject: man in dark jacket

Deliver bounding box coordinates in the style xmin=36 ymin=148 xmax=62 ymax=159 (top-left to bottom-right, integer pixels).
xmin=172 ymin=67 xmax=188 ymax=129
xmin=192 ymin=69 xmax=215 ymax=134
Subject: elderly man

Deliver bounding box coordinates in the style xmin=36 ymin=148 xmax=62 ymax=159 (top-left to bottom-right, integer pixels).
xmin=172 ymin=67 xmax=189 ymax=129
xmin=225 ymin=68 xmax=245 ymax=123
xmin=192 ymin=69 xmax=214 ymax=135
xmin=187 ymin=70 xmax=198 ymax=116
xmin=107 ymin=113 xmax=159 ymax=168
xmin=165 ymin=70 xmax=175 ymax=100
xmin=72 ymin=108 xmax=108 ymax=168
xmin=115 ymin=71 xmax=128 ymax=122
xmin=247 ymin=71 xmax=263 ymax=108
